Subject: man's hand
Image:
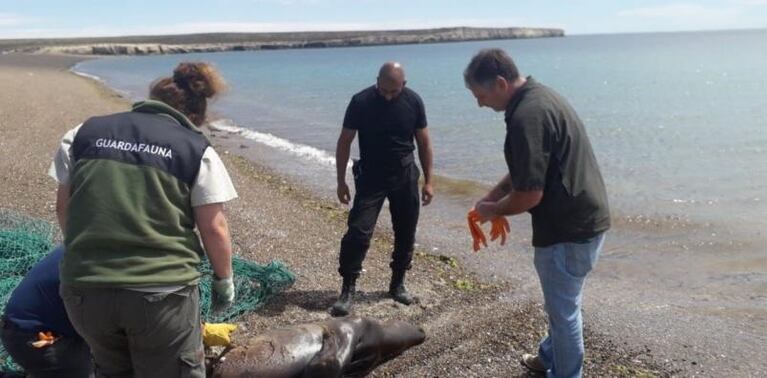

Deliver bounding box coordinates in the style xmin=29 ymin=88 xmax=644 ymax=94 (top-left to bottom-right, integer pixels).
xmin=336 ymin=127 xmax=356 ymax=203
xmin=421 ymin=182 xmax=434 ymax=206
xmin=476 ymin=174 xmax=512 ymax=211
xmin=474 ymin=190 xmax=499 ymax=213
xmin=337 ymin=182 xmax=351 ymax=204
xmin=212 ymin=276 xmax=235 ymax=314
xmin=474 ymin=198 xmax=489 ymax=214
xmin=475 ymin=201 xmax=497 ymax=223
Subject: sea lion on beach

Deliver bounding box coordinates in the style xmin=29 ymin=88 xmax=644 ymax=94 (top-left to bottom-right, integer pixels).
xmin=209 ymin=316 xmax=425 ymax=378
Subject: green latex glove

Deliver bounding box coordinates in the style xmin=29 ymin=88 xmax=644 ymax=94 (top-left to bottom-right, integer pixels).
xmin=212 ymin=276 xmax=235 ymax=314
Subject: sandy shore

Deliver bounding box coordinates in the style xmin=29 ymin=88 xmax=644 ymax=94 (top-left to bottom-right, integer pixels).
xmin=0 ymin=53 xmax=676 ymax=377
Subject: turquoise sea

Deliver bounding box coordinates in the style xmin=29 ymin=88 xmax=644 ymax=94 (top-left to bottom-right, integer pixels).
xmin=74 ymin=29 xmax=767 ymax=241
xmin=73 ymin=29 xmax=767 ymax=374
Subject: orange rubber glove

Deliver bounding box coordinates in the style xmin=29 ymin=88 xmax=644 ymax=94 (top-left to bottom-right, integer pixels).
xmin=467 ymin=209 xmax=487 ymax=252
xmin=467 ymin=209 xmax=510 ymax=252
xmin=489 ymin=216 xmax=510 ymax=246
xmin=30 ymin=331 xmax=58 ymax=348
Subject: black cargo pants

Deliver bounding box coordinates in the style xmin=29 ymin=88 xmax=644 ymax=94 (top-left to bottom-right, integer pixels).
xmin=338 ymin=158 xmax=420 ymax=279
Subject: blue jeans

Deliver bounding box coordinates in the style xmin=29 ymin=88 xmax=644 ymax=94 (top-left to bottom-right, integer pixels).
xmin=534 ymin=233 xmax=605 ymax=378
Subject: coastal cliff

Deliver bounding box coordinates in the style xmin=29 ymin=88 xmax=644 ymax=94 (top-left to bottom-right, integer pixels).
xmin=2 ymin=27 xmax=564 ymax=56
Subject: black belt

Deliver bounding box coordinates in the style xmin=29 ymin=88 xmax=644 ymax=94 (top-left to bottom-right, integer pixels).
xmin=358 ymin=154 xmax=415 ymax=170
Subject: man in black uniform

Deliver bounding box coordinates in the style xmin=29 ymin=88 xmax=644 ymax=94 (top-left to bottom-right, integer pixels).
xmin=330 ymin=62 xmax=434 ymax=316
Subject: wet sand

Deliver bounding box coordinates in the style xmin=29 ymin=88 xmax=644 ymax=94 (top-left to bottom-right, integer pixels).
xmin=3 ymin=52 xmax=758 ymax=377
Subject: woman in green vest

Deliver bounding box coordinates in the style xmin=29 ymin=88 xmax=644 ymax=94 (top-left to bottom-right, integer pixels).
xmin=51 ymin=62 xmax=238 ymax=378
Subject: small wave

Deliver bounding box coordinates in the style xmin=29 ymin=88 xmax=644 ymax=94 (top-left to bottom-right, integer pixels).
xmin=210 ymin=119 xmax=336 ymax=166
xmin=210 ymin=118 xmax=494 ymax=199
xmin=70 ymin=67 xmax=136 ymax=100
xmin=671 ymin=198 xmax=719 ymax=205
xmin=69 ymin=67 xmax=103 ymax=82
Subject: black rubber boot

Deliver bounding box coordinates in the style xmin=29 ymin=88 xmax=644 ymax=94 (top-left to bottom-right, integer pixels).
xmin=329 ymin=277 xmax=356 ymax=317
xmin=388 ymin=270 xmax=415 ymax=305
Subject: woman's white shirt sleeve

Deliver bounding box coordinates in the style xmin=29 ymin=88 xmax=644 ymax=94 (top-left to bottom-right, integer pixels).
xmin=47 ymin=124 xmax=83 ymax=185
xmin=191 ymin=147 xmax=238 ymax=207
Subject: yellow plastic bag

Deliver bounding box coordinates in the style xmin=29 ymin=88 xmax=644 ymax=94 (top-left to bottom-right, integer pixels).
xmin=203 ymin=323 xmax=237 ymax=347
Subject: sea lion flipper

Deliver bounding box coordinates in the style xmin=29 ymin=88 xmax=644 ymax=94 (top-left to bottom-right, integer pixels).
xmin=302 ymin=326 xmax=342 ymax=378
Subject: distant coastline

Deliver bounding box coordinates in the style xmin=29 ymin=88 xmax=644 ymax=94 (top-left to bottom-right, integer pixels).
xmin=0 ymin=26 xmax=564 ymax=56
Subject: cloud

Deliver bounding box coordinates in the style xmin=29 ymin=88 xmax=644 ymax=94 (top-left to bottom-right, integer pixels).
xmin=615 ymin=3 xmax=747 ymax=31
xmin=0 ymin=13 xmax=32 ymax=27
xmin=731 ymin=0 xmax=767 ymax=5
xmin=247 ymin=0 xmax=321 ymax=4
xmin=618 ymin=3 xmax=739 ymax=19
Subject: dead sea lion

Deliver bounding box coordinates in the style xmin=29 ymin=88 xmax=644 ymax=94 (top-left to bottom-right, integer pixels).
xmin=209 ymin=316 xmax=425 ymax=378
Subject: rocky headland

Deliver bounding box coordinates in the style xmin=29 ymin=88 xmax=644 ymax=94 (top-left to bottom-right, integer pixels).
xmin=1 ymin=27 xmax=564 ymax=56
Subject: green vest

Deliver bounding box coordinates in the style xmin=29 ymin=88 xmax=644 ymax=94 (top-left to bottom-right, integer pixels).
xmin=62 ymin=101 xmax=211 ymax=287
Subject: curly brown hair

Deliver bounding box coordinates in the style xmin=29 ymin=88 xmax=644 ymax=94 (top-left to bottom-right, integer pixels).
xmin=149 ymin=62 xmax=227 ymax=126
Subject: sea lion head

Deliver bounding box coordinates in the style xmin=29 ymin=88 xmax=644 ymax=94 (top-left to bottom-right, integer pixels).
xmin=343 ymin=317 xmax=426 ymax=377
xmin=376 ymin=318 xmax=426 ymax=355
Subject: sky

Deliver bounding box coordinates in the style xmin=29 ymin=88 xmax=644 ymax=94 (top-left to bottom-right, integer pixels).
xmin=1 ymin=0 xmax=766 ymax=39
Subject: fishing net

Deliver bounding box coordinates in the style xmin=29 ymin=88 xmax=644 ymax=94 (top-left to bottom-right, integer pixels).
xmin=199 ymin=257 xmax=295 ymax=322
xmin=0 ymin=210 xmax=57 ymax=317
xmin=0 ymin=209 xmax=295 ymax=374
xmin=0 ymin=210 xmax=56 ymax=374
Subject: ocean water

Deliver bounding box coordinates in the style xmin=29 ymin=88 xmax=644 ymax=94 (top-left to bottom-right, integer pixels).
xmin=73 ymin=29 xmax=767 ymax=238
xmin=72 ymin=30 xmax=767 ymax=373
